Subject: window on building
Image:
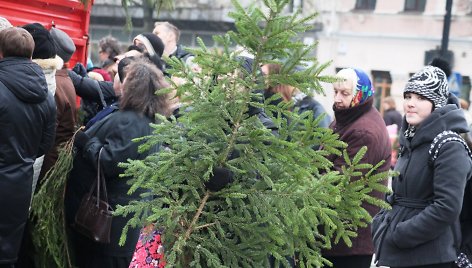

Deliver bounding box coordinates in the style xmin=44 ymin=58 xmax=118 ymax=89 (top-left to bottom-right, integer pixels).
xmin=355 ymin=0 xmax=376 ymax=10
xmin=371 ymin=70 xmax=392 ymax=115
xmin=404 ymin=0 xmax=427 ymax=12
xmin=289 ymin=0 xmax=303 ymax=13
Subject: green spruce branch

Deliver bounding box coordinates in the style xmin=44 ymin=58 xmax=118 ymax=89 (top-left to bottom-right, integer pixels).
xmin=114 ymin=0 xmax=393 ymax=267
xmin=30 ymin=131 xmax=80 ymax=268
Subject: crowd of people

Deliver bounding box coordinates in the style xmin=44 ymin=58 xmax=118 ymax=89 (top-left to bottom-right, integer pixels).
xmin=0 ymin=14 xmax=472 ymax=268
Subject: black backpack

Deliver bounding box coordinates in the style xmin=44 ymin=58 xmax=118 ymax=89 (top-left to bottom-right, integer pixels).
xmin=428 ymin=130 xmax=472 ymax=263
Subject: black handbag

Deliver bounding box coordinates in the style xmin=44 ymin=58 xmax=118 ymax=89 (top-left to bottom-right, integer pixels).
xmin=74 ymin=148 xmax=113 ymax=243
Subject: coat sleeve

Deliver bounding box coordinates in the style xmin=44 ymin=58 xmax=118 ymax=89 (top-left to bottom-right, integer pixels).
xmin=68 ymin=70 xmax=115 ymax=103
xmin=37 ymin=94 xmax=57 ymax=156
xmin=81 ymin=115 xmax=152 ymax=179
xmin=391 ymin=141 xmax=471 ymax=248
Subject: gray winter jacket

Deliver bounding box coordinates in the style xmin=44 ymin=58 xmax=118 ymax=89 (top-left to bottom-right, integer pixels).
xmin=372 ymin=103 xmax=472 ymax=267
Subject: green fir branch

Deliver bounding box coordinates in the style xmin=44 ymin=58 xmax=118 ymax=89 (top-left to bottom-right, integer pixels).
xmin=114 ymin=0 xmax=391 ymax=267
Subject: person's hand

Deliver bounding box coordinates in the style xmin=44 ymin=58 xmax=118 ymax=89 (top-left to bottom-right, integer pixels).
xmin=73 ymin=62 xmax=88 ymax=77
xmin=74 ymin=130 xmax=90 ymax=150
xmin=205 ymin=167 xmax=234 ymax=192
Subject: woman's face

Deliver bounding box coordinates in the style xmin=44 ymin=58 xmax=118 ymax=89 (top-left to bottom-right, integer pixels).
xmin=98 ymin=49 xmax=109 ymax=62
xmin=403 ymin=92 xmax=433 ymax=126
xmin=333 ymin=84 xmax=353 ymax=110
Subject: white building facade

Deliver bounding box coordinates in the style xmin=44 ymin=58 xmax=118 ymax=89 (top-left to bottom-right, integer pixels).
xmin=90 ymin=0 xmax=472 ymax=114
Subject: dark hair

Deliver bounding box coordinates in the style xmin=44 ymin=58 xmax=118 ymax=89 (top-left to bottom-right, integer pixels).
xmin=120 ymin=59 xmax=171 ymax=119
xmin=117 ymin=56 xmax=136 ymax=83
xmin=263 ymin=63 xmax=294 ymax=102
xmin=127 ymin=44 xmax=143 ymax=53
xmin=143 ymin=53 xmax=165 ymax=72
xmin=99 ymin=35 xmax=121 ymax=60
xmin=0 ymin=27 xmax=35 ymax=58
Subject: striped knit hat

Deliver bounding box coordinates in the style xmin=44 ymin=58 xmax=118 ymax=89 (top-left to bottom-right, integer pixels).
xmin=404 ymin=66 xmax=449 ymax=110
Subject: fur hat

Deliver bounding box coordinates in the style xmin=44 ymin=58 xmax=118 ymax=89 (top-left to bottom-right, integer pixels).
xmin=50 ymin=27 xmax=76 ymax=63
xmin=0 ymin=17 xmax=12 ymax=31
xmin=22 ymin=23 xmax=56 ymax=59
xmin=404 ymin=66 xmax=449 ymax=110
xmin=133 ymin=33 xmax=164 ymax=58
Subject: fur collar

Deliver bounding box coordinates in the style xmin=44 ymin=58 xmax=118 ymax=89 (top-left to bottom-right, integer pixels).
xmin=32 ymin=55 xmax=63 ymax=71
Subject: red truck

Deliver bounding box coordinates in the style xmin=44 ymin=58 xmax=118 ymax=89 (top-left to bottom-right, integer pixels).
xmin=0 ymin=0 xmax=93 ymax=67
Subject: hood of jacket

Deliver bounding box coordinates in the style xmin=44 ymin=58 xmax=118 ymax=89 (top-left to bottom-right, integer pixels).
xmin=400 ymin=96 xmax=469 ymax=150
xmin=0 ymin=57 xmax=49 ymax=104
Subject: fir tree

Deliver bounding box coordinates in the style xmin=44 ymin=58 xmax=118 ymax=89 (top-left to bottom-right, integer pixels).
xmin=116 ymin=0 xmax=391 ymax=267
xmin=30 ymin=136 xmax=76 ymax=268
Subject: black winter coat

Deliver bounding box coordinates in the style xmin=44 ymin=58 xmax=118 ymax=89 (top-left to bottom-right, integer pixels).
xmin=372 ymin=103 xmax=472 ymax=267
xmin=65 ymin=110 xmax=159 ymax=257
xmin=68 ymin=70 xmax=118 ymax=124
xmin=172 ymin=44 xmax=193 ymax=64
xmin=0 ymin=57 xmax=56 ymax=263
xmin=383 ymin=108 xmax=402 ymax=128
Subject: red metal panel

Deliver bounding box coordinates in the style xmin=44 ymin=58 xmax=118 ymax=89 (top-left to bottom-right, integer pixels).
xmin=0 ymin=0 xmax=93 ymax=67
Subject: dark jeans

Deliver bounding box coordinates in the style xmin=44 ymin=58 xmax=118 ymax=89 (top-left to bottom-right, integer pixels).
xmin=391 ymin=263 xmax=455 ymax=268
xmin=323 ymin=255 xmax=372 ymax=268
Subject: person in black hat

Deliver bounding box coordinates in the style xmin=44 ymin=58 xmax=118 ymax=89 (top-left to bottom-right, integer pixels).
xmin=133 ymin=32 xmax=164 ymax=58
xmin=50 ymin=27 xmax=76 ymax=64
xmin=22 ymin=23 xmax=57 ymax=60
xmin=38 ymin=27 xmax=78 ymax=181
xmin=22 ymin=22 xmax=62 ymax=193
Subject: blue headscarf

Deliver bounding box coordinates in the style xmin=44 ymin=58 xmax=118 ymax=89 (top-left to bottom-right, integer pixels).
xmin=351 ymin=68 xmax=374 ymax=107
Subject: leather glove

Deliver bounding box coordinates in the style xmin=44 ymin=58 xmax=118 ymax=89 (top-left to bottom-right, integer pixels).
xmin=73 ymin=62 xmax=88 ymax=77
xmin=74 ymin=130 xmax=90 ymax=150
xmin=205 ymin=167 xmax=234 ymax=192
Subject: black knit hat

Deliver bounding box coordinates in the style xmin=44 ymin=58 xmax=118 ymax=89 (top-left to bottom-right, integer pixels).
xmin=22 ymin=23 xmax=56 ymax=59
xmin=50 ymin=27 xmax=76 ymax=62
xmin=404 ymin=66 xmax=449 ymax=110
xmin=133 ymin=33 xmax=164 ymax=58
